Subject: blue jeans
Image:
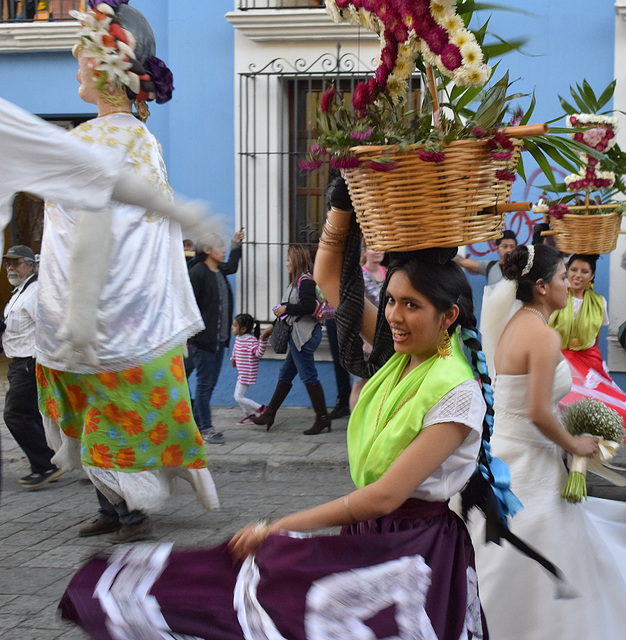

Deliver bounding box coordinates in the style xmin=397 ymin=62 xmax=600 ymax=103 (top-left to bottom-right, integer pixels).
xmin=279 ymin=325 xmax=322 ymax=386
xmin=189 ymin=343 xmax=225 ymax=432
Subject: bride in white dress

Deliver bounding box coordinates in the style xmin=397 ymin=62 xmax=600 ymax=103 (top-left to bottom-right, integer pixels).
xmin=472 ymin=243 xmax=626 ymax=640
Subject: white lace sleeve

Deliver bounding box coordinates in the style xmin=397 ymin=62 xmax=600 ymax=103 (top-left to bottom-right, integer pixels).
xmin=422 ymin=379 xmax=485 ymax=436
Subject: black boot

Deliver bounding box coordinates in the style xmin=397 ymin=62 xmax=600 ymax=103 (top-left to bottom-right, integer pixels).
xmin=252 ymin=380 xmax=292 ymax=431
xmin=303 ymin=383 xmax=331 ymax=435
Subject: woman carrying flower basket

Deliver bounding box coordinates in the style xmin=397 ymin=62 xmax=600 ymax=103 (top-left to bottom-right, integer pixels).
xmin=549 ymin=254 xmax=626 ymax=431
xmin=473 ymin=243 xmax=626 ymax=640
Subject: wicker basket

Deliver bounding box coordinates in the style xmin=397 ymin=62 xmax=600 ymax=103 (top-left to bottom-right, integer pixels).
xmin=547 ymin=209 xmax=623 ymax=254
xmin=341 ymin=138 xmax=522 ymax=251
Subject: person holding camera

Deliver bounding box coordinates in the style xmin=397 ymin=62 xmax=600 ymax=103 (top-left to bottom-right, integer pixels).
xmin=2 ymin=245 xmax=61 ymax=489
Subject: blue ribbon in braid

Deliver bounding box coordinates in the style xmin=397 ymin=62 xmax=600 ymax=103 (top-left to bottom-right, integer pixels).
xmin=461 ymin=327 xmax=522 ymax=519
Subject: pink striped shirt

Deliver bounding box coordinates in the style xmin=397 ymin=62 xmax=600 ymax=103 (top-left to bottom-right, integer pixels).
xmin=230 ymin=334 xmax=268 ymax=385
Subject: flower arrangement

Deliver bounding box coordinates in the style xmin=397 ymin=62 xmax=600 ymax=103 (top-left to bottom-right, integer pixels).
xmin=532 ymin=81 xmax=626 ymax=220
xmin=71 ymin=0 xmax=174 ymax=110
xmin=561 ymin=398 xmax=625 ymax=504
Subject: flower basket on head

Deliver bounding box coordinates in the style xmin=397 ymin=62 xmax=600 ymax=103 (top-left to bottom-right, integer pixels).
xmin=343 ymin=136 xmax=523 ymax=251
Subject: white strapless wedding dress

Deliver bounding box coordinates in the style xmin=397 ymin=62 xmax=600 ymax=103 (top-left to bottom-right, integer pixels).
xmin=469 ymin=359 xmax=626 ymax=640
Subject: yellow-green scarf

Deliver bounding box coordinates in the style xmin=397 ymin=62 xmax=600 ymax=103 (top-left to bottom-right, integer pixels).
xmin=348 ymin=330 xmax=474 ymax=488
xmin=549 ymin=289 xmax=604 ymax=351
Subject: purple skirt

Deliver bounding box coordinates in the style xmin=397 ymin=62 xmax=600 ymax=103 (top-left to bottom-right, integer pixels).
xmin=60 ymin=499 xmax=487 ymax=639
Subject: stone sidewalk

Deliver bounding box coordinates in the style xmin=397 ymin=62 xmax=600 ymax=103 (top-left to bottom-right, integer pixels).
xmin=1 ymin=399 xmax=625 ymax=639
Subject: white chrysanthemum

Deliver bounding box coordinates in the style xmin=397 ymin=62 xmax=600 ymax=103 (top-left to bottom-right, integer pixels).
xmin=432 ymin=0 xmax=457 ymax=7
xmin=442 ymin=13 xmax=464 ymax=34
xmin=596 ymin=169 xmax=616 ymax=183
xmin=345 ymin=6 xmax=363 ymax=27
xmin=564 ymin=173 xmax=580 ymax=186
xmin=532 ymin=203 xmax=549 ymax=214
xmin=97 ymin=53 xmax=131 ymax=85
xmin=386 ymin=75 xmax=409 ymax=103
xmin=358 ymin=8 xmax=381 ymax=33
xmin=430 ymin=2 xmax=452 ymax=24
xmin=450 ymin=30 xmax=472 ymax=49
xmin=460 ymin=41 xmax=484 ymax=66
xmin=569 ymin=113 xmax=619 ymax=128
xmin=393 ymin=55 xmax=415 ymax=81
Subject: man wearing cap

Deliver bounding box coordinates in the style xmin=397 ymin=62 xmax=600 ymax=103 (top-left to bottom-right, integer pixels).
xmin=3 ymin=245 xmax=62 ymax=489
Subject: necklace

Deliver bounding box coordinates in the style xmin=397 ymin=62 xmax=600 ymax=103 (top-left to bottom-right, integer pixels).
xmin=97 ymin=110 xmax=133 ymax=118
xmin=522 ymin=306 xmax=547 ymax=325
xmin=372 ymin=376 xmax=422 ymax=442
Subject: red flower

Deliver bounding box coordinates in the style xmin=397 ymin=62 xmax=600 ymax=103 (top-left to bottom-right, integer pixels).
xmin=119 ymin=410 xmax=144 ymax=436
xmin=97 ymin=372 xmax=119 ymax=390
xmin=188 ymin=458 xmax=207 ymax=469
xmin=375 ymin=65 xmax=389 ymax=91
xmin=369 ymin=158 xmax=399 ymax=172
xmin=418 ymin=149 xmax=446 ymax=163
xmin=491 ymin=151 xmax=513 ymax=161
xmin=424 ymin=24 xmax=448 ymax=55
xmin=122 ymin=367 xmax=143 ymax=385
xmin=320 ymin=86 xmax=336 ymax=113
xmin=35 ymin=364 xmax=49 ymax=388
xmin=330 ymin=155 xmax=361 ymax=170
xmin=380 ymin=40 xmax=399 ymax=73
xmin=440 ymin=43 xmax=462 ymax=71
xmin=549 ymin=203 xmax=569 ymax=219
xmin=103 ymin=403 xmax=122 ymax=424
xmin=471 ymin=125 xmax=488 ymax=139
xmin=66 ymin=385 xmax=88 ymax=412
xmin=352 ymin=80 xmax=375 ymax=114
xmin=487 ymin=132 xmax=514 ymax=151
xmin=351 ymin=128 xmax=373 ymax=141
xmin=298 ymin=158 xmax=323 ymax=172
xmin=148 ymin=422 xmax=169 ymax=446
xmin=45 ymin=397 xmax=61 ymax=423
xmin=170 ymin=355 xmax=185 ymax=383
xmin=495 ymin=170 xmax=516 ymax=182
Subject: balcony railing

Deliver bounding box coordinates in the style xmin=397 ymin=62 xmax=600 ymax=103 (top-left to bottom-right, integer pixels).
xmin=1 ymin=0 xmax=80 ymax=22
xmin=238 ymin=1 xmax=325 ymax=9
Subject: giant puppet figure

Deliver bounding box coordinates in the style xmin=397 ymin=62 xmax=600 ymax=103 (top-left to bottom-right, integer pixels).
xmin=34 ymin=0 xmax=219 ymax=543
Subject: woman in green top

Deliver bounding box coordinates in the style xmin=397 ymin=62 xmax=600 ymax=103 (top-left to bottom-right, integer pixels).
xmin=549 ymin=254 xmax=626 ymax=426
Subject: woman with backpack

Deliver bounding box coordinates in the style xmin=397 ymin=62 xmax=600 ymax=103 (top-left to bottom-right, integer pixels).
xmin=252 ymin=244 xmax=331 ymax=435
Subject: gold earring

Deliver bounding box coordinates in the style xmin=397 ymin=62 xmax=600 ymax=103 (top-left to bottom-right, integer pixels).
xmin=437 ymin=329 xmax=453 ymax=359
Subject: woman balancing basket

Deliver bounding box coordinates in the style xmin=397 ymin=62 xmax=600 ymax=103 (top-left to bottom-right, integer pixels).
xmin=342 ymin=126 xmax=547 ymax=252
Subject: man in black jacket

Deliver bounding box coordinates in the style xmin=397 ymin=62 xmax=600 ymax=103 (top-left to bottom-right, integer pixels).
xmin=188 ymin=231 xmax=244 ymax=444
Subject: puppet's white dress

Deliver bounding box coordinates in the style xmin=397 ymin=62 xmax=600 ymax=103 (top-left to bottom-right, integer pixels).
xmin=468 ymin=360 xmax=626 ymax=639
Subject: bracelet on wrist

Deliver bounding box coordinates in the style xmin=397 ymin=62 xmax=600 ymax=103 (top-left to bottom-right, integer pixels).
xmin=330 ymin=206 xmax=352 ymax=215
xmin=324 ymin=219 xmax=349 ymax=233
xmin=252 ymin=518 xmax=271 ymax=542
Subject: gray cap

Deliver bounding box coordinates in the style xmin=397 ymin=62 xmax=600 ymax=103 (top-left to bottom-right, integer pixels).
xmin=3 ymin=245 xmax=35 ymax=261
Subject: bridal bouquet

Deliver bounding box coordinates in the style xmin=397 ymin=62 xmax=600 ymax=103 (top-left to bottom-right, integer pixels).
xmin=561 ymin=398 xmax=626 ymax=503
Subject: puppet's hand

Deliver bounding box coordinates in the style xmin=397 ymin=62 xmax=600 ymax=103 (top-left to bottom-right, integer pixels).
xmin=54 ymin=316 xmax=100 ymax=368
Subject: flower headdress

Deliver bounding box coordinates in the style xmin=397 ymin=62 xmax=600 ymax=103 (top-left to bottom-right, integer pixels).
xmin=71 ymin=0 xmax=174 ymax=118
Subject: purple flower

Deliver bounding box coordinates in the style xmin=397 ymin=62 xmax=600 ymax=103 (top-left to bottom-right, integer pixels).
xmin=89 ymin=0 xmax=128 ymax=10
xmin=369 ymin=158 xmax=398 ymax=172
xmin=143 ymin=56 xmax=174 ymax=104
xmin=418 ymin=149 xmax=446 ymax=163
xmin=471 ymin=125 xmax=488 ymax=139
xmin=330 ymin=155 xmax=360 ymax=170
xmin=352 ymin=80 xmax=375 ymax=115
xmin=549 ymin=203 xmax=569 ymax=220
xmin=495 ymin=170 xmax=516 ymax=182
xmin=491 ymin=151 xmax=513 ymax=161
xmin=424 ymin=25 xmax=448 ymax=55
xmin=351 ymin=128 xmax=373 ymax=141
xmin=298 ymin=158 xmax=323 ymax=172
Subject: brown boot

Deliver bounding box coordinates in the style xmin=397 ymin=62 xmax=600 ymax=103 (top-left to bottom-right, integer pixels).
xmin=303 ymin=382 xmax=331 ymax=435
xmin=252 ymin=380 xmax=292 ymax=431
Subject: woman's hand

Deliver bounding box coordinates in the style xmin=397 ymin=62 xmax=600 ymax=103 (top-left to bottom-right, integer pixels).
xmin=273 ymin=305 xmax=287 ymax=318
xmin=570 ymin=434 xmax=600 ymax=458
xmin=261 ymin=325 xmax=274 ymax=340
xmin=228 ymin=521 xmax=271 ymax=563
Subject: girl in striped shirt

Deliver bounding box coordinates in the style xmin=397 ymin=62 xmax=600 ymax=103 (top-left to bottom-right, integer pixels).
xmin=230 ymin=313 xmax=270 ymax=424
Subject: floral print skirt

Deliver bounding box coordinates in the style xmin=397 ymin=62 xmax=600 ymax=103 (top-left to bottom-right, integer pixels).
xmin=37 ymin=346 xmax=207 ymax=473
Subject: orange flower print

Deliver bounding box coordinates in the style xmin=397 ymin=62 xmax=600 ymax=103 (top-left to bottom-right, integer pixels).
xmin=45 ymin=397 xmax=61 ymax=422
xmin=172 ymin=399 xmax=191 ymax=425
xmin=119 ymin=410 xmax=144 ymax=436
xmin=35 ymin=364 xmax=49 ymax=388
xmin=97 ymin=372 xmax=119 ymax=390
xmin=161 ymin=445 xmax=184 ymax=467
xmin=103 ymin=403 xmax=122 ymax=424
xmin=85 ymin=407 xmax=101 ymax=434
xmin=64 ymin=424 xmax=79 ymax=439
xmin=115 ymin=447 xmax=136 ymax=469
xmin=194 ymin=429 xmax=203 ymax=446
xmin=66 ymin=384 xmax=88 ymax=412
xmin=49 ymin=368 xmax=64 ymax=383
xmin=91 ymin=443 xmax=114 ymax=469
xmin=149 ymin=386 xmax=168 ymax=410
xmin=122 ymin=367 xmax=143 ymax=385
xmin=187 ymin=458 xmax=206 ymax=469
xmin=148 ymin=422 xmax=168 ymax=446
xmin=170 ymin=355 xmax=185 ymax=383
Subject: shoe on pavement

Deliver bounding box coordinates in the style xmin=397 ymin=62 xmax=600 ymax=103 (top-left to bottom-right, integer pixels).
xmin=79 ymin=517 xmax=121 ymax=537
xmin=107 ymin=519 xmax=152 ymax=544
xmin=203 ymin=430 xmax=225 ymax=444
xmin=256 ymin=405 xmax=267 ymax=415
xmin=20 ymin=468 xmax=65 ymax=489
xmin=328 ymin=403 xmax=351 ymax=420
xmin=236 ymin=415 xmax=256 ymax=425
